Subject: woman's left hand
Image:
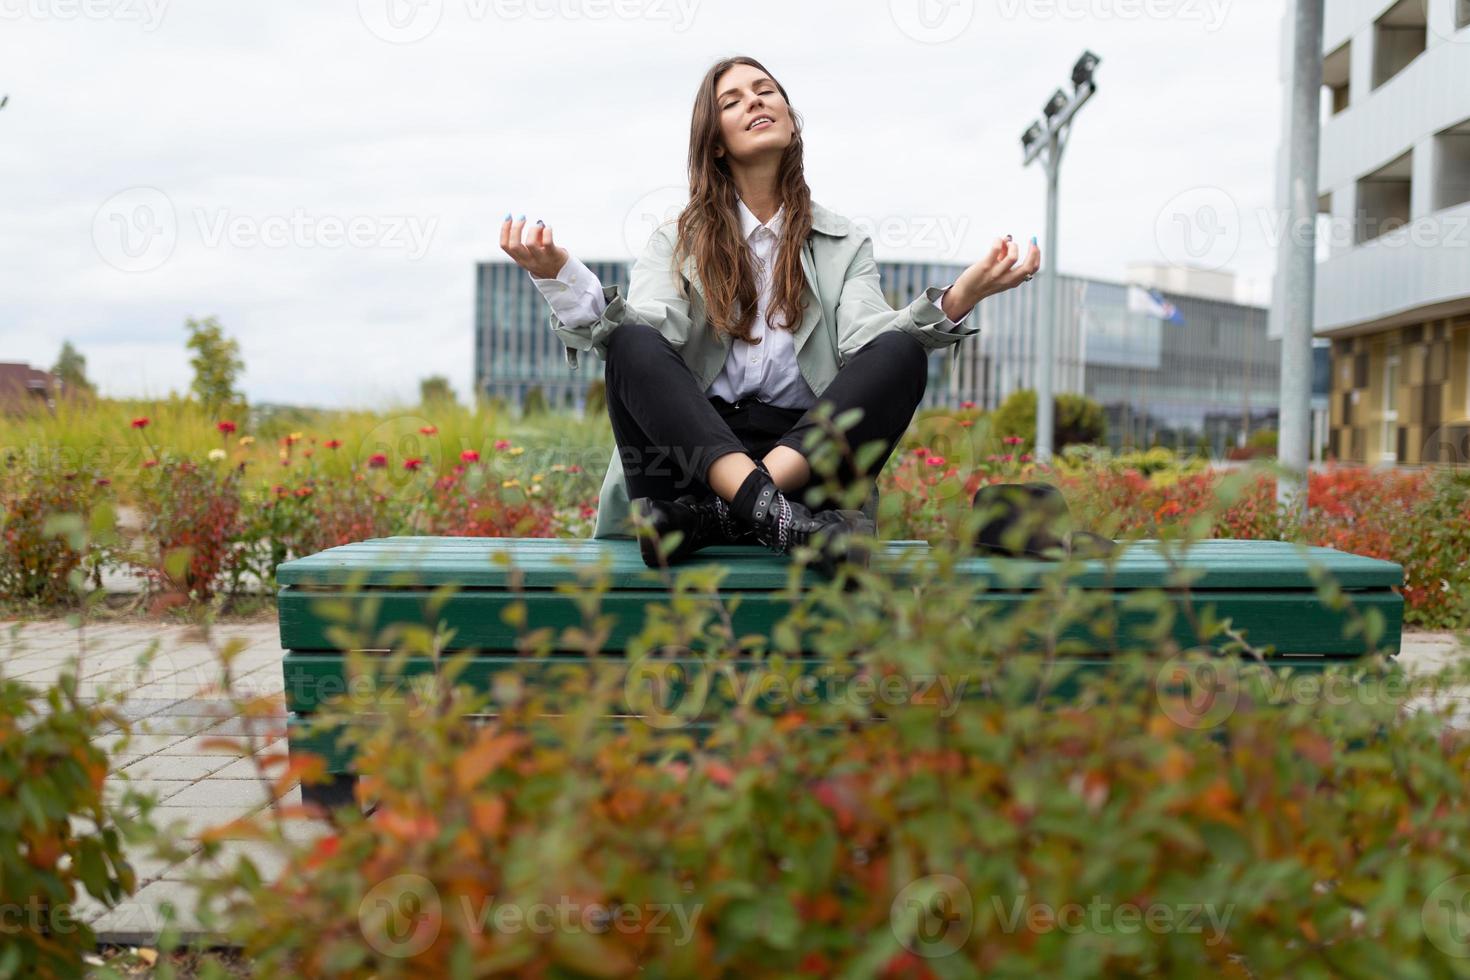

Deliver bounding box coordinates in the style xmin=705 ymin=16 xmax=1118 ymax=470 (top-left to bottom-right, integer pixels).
xmin=947 ymin=236 xmax=1041 ymax=318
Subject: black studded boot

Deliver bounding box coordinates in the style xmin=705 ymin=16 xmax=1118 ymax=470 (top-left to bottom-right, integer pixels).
xmin=728 ymin=465 xmax=874 ymax=578
xmin=631 ymin=492 xmax=751 ymax=568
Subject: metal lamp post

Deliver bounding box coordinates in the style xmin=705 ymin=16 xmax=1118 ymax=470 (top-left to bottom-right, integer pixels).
xmin=1021 ymin=50 xmax=1100 ymax=463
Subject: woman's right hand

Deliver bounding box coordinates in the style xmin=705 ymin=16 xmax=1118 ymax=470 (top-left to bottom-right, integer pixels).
xmin=500 ymin=215 xmax=569 ymax=280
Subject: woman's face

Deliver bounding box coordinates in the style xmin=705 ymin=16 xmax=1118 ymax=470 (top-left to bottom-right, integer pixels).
xmin=714 ymin=64 xmax=793 ymax=165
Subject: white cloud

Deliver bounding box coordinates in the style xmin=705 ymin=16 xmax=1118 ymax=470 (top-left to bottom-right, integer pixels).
xmin=0 ymin=0 xmax=1288 ymax=406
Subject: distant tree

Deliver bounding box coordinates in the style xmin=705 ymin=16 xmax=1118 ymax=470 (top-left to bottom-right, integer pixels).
xmin=522 ymin=385 xmax=548 ymax=417
xmin=992 ymin=389 xmax=1106 ymax=452
xmin=185 ymin=316 xmax=245 ymax=416
xmin=420 ymin=375 xmax=456 ymax=406
xmin=51 ymin=341 xmax=96 ymax=399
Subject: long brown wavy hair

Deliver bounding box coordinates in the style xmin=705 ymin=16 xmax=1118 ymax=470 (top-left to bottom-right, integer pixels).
xmin=673 ymin=56 xmax=813 ymax=345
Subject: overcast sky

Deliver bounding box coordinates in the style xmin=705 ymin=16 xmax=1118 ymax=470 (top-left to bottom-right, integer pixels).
xmin=1 ymin=0 xmax=1287 ymax=408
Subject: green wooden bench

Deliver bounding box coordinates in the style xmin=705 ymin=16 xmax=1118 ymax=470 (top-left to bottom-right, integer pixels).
xmin=275 ymin=536 xmax=1404 ymax=807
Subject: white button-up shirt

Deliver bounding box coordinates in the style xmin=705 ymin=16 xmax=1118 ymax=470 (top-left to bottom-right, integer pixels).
xmin=530 ymin=198 xmax=972 ymax=410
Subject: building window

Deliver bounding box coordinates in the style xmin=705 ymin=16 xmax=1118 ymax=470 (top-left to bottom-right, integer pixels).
xmin=1372 ymin=0 xmax=1427 ymax=90
xmin=1459 ymin=0 xmax=1469 ymax=31
xmin=1356 ymin=151 xmax=1413 ymax=243
xmin=1322 ymin=41 xmax=1351 ymax=117
xmin=1382 ymin=354 xmax=1400 ymax=462
xmin=1434 ymin=120 xmax=1470 ymax=212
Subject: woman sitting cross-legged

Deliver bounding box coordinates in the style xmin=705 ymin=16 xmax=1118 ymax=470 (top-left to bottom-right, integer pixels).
xmin=501 ymin=55 xmax=1040 ymax=577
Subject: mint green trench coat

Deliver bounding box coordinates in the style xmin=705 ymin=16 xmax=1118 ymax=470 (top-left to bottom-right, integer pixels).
xmin=543 ymin=202 xmax=980 ymax=539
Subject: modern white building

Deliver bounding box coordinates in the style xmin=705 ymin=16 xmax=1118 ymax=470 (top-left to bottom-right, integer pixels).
xmin=1293 ymin=0 xmax=1470 ymax=463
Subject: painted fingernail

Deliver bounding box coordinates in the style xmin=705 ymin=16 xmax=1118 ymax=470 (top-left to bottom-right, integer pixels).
xmin=1005 ymin=234 xmax=1013 ymax=241
xmin=517 ymin=214 xmax=525 ymax=222
xmin=503 ymin=212 xmax=511 ymax=221
xmin=1031 ymin=235 xmax=1038 ymax=244
xmin=536 ymin=219 xmax=544 ymax=227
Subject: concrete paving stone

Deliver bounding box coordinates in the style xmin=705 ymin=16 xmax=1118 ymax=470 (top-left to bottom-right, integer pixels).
xmin=149 ymin=697 xmax=245 ymax=718
xmin=196 ymin=716 xmax=287 ymax=738
xmin=159 ymin=733 xmax=282 ymax=756
xmin=165 ymin=778 xmax=288 ymax=810
xmin=108 ymin=753 xmax=153 ymax=774
xmin=98 ymin=731 xmax=190 ymax=756
xmin=148 ymin=805 xmax=260 ymax=842
xmin=133 ymin=714 xmax=225 ymax=737
xmin=90 ymin=878 xmax=205 ymax=941
xmin=105 ymin=783 xmax=190 ymax=811
xmin=210 ymin=753 xmax=292 ymax=780
xmin=172 ymin=839 xmax=290 ymax=883
xmin=119 ymin=754 xmax=237 ymax=781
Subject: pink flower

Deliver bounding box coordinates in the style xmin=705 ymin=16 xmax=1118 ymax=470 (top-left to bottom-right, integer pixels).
xmin=368 ymin=453 xmax=388 ymax=469
xmin=403 ymin=457 xmax=422 ymax=471
xmin=1003 ymin=435 xmax=1024 ymax=446
xmin=926 ymin=455 xmax=946 ymax=467
xmin=912 ymin=446 xmax=930 ymax=457
xmin=419 ymin=425 xmax=438 ymax=436
xmin=494 ymin=438 xmax=512 ymax=451
xmin=568 ymin=464 xmax=582 ymax=474
xmin=216 ymin=420 xmax=237 ymax=435
xmin=460 ymin=449 xmax=480 ymax=463
xmin=131 ymin=417 xmax=150 ymax=429
xmin=1020 ymin=453 xmax=1032 ymax=462
xmin=142 ymin=458 xmax=158 ymax=468
xmin=960 ymin=400 xmax=976 ymax=410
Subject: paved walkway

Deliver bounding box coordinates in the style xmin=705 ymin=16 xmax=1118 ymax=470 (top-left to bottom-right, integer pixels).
xmin=1 ymin=618 xmax=1466 ymax=945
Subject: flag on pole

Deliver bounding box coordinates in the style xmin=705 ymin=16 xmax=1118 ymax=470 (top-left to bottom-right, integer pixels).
xmin=1127 ymin=285 xmax=1185 ymax=326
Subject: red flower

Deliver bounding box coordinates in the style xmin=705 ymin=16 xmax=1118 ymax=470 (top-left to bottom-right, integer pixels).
xmin=403 ymin=457 xmax=422 ymax=471
xmin=568 ymin=464 xmax=582 ymax=474
xmin=494 ymin=438 xmax=512 ymax=451
xmin=142 ymin=458 xmax=158 ymax=468
xmin=216 ymin=420 xmax=237 ymax=434
xmin=1003 ymin=435 xmax=1024 ymax=446
xmin=131 ymin=417 xmax=149 ymax=429
xmin=1155 ymin=500 xmax=1183 ymax=521
xmin=294 ymin=486 xmax=313 ymax=498
xmin=960 ymin=400 xmax=976 ymax=410
xmin=368 ymin=453 xmax=388 ymax=469
xmin=912 ymin=446 xmax=930 ymax=457
xmin=324 ymin=439 xmax=342 ymax=450
xmin=95 ymin=477 xmax=111 ymax=487
xmin=926 ymin=455 xmax=946 ymax=467
xmin=460 ymin=449 xmax=480 ymax=463
xmin=419 ymin=425 xmax=438 ymax=436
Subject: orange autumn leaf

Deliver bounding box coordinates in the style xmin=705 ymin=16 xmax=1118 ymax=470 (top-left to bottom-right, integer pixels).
xmin=471 ymin=796 xmax=506 ymax=836
xmin=454 ymin=731 xmax=523 ymax=793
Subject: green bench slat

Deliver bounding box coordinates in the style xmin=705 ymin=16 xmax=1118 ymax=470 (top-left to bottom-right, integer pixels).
xmin=277 ymin=538 xmax=1404 ymax=591
xmin=277 ymin=587 xmax=1401 ymax=663
xmin=281 ymin=648 xmax=1393 ymax=716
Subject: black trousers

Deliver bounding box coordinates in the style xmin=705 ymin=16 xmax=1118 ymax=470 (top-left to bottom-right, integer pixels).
xmin=602 ymin=321 xmax=929 ymax=509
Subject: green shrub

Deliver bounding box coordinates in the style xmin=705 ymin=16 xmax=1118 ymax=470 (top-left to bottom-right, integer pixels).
xmin=0 ymin=658 xmax=136 ymax=978
xmin=992 ymin=389 xmax=1106 ymax=452
xmin=172 ymin=472 xmax=1470 ymax=977
xmin=128 ymin=455 xmax=245 ymax=604
xmin=0 ymin=452 xmax=117 ymax=606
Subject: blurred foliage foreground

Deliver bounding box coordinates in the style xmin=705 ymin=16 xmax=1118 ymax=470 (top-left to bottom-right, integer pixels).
xmin=4 ymin=449 xmax=1470 ymax=979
